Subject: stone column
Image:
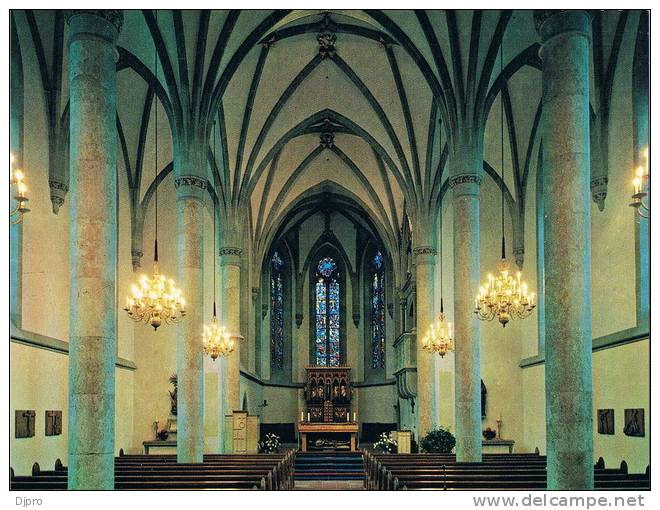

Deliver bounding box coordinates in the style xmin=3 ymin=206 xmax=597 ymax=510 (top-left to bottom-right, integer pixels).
xmin=10 ymin=12 xmax=23 ymax=327
xmin=450 ymin=170 xmax=482 ymax=463
xmin=65 ymin=9 xmax=122 ymax=489
xmin=220 ymin=246 xmax=243 ymax=450
xmin=536 ymin=10 xmax=593 ymax=490
xmin=632 ymin=11 xmax=649 ymax=327
xmin=413 ymin=245 xmax=436 ymax=438
xmin=174 ymin=175 xmax=207 ymax=463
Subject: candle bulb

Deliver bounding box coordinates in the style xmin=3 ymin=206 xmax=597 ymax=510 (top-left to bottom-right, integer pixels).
xmin=307 ymin=412 xmax=310 ymax=422
xmin=301 ymin=411 xmax=304 ymax=422
xmin=353 ymin=412 xmax=356 ymax=422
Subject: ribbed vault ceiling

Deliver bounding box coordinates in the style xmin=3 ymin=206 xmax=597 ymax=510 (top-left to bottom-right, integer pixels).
xmin=13 ymin=9 xmax=644 ymax=268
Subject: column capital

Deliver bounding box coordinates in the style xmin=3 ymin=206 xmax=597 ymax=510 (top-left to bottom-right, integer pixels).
xmin=512 ymin=246 xmax=525 ymax=269
xmin=413 ymin=245 xmax=437 ymax=266
xmin=219 ymin=246 xmax=243 ymax=267
xmin=590 ymin=176 xmax=609 ymax=212
xmin=131 ymin=249 xmax=143 ymax=271
xmin=219 ymin=246 xmax=243 ymax=257
xmin=49 ymin=179 xmax=68 ymax=215
xmin=534 ymin=10 xmax=591 ymax=42
xmin=65 ymin=10 xmax=124 ymax=32
xmin=174 ymin=175 xmax=208 ymax=200
xmin=412 ymin=245 xmax=437 ymax=256
xmin=449 ymin=174 xmax=482 ymax=197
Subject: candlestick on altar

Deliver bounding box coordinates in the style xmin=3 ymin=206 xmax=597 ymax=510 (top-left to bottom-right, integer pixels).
xmin=353 ymin=412 xmax=356 ymax=422
xmin=496 ymin=414 xmax=503 ymax=439
xmin=307 ymin=412 xmax=310 ymax=422
xmin=300 ymin=411 xmax=304 ymax=422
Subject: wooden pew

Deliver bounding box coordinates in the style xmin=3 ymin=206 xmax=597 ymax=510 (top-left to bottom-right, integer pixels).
xmin=364 ymin=451 xmax=650 ymax=491
xmin=10 ymin=450 xmax=296 ymax=491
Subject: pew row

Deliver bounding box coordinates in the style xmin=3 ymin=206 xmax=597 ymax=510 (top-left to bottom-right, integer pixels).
xmin=363 ymin=451 xmax=650 ymax=491
xmin=10 ymin=451 xmax=295 ymax=491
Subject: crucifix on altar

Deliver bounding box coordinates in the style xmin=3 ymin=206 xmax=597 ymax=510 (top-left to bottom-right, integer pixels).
xmin=298 ymin=366 xmax=358 ymax=451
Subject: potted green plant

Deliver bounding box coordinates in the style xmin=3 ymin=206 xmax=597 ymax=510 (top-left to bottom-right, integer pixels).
xmin=419 ymin=427 xmax=456 ymax=453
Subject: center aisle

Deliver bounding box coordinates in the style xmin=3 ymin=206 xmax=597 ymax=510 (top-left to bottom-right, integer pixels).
xmin=294 ymin=451 xmax=365 ymax=489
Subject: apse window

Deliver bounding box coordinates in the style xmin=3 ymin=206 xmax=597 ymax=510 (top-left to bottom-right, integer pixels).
xmin=314 ymin=257 xmax=341 ymax=366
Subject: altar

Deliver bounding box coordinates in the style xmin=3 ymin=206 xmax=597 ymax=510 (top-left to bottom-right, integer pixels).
xmin=298 ymin=422 xmax=359 ymax=452
xmin=298 ymin=365 xmax=358 ymax=451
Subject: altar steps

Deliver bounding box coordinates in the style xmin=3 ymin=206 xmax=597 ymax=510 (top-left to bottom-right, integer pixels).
xmin=295 ymin=452 xmax=364 ymax=481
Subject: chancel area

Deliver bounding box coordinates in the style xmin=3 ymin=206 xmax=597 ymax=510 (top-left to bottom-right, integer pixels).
xmin=8 ymin=8 xmax=650 ymax=492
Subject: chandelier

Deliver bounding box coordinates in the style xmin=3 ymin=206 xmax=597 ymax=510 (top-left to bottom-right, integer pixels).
xmin=124 ymin=259 xmax=186 ymax=330
xmin=422 ymin=178 xmax=454 ymax=358
xmin=124 ymin=22 xmax=185 ymax=331
xmin=475 ymin=261 xmax=536 ymax=327
xmin=422 ymin=313 xmax=454 ymax=357
xmin=203 ymin=311 xmax=237 ymax=361
xmin=203 ymin=120 xmax=236 ymax=360
xmin=475 ymin=39 xmax=535 ymax=328
xmin=630 ymin=147 xmax=649 ymax=218
xmin=10 ymin=153 xmax=30 ymax=224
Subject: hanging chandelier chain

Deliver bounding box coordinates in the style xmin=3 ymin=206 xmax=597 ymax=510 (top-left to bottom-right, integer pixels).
xmin=474 ymin=28 xmax=536 ymax=328
xmin=123 ymin=9 xmax=186 ymax=331
xmin=439 ymin=117 xmax=444 ymax=314
xmin=203 ymin=117 xmax=237 ymax=360
xmin=154 ymin=11 xmax=159 ymax=258
xmin=500 ymin=36 xmax=505 ymax=259
xmin=212 ymin=119 xmax=217 ymax=318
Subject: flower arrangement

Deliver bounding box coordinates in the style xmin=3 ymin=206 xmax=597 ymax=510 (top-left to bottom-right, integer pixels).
xmin=373 ymin=432 xmax=397 ymax=454
xmin=483 ymin=427 xmax=497 ymax=440
xmin=420 ymin=427 xmax=456 ymax=453
xmin=258 ymin=433 xmax=281 ymax=454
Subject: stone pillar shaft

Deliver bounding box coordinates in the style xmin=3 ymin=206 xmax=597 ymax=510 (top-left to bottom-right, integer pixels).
xmin=632 ymin=12 xmax=649 ymax=326
xmin=66 ymin=10 xmax=122 ymax=489
xmin=451 ymin=173 xmax=482 ymax=463
xmin=220 ymin=248 xmax=243 ymax=415
xmin=10 ymin=13 xmax=23 ymax=327
xmin=414 ymin=246 xmax=436 ymax=438
xmin=175 ymin=176 xmax=207 ymax=463
xmin=537 ymin=10 xmax=594 ymax=490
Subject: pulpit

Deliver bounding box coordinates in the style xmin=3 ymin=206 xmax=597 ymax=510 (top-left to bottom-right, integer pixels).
xmin=298 ymin=366 xmax=358 ymax=451
xmin=224 ymin=410 xmax=259 ymax=453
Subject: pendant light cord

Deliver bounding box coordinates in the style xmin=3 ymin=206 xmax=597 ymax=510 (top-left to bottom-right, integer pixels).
xmin=500 ymin=35 xmax=506 ymax=261
xmin=212 ymin=119 xmax=217 ymax=319
xmin=153 ymin=10 xmax=159 ymax=263
xmin=439 ymin=117 xmax=444 ymax=315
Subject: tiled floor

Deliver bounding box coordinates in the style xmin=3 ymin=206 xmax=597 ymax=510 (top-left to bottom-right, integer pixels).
xmin=295 ymin=480 xmax=365 ymax=490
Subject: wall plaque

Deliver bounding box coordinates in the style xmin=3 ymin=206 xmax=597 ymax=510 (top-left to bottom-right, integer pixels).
xmin=15 ymin=410 xmax=36 ymax=438
xmin=597 ymin=409 xmax=614 ymax=435
xmin=623 ymin=408 xmax=645 ymax=437
xmin=45 ymin=410 xmax=63 ymax=436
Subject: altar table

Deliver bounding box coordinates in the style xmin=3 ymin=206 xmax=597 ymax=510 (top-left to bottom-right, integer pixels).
xmin=298 ymin=422 xmax=359 ymax=452
xmin=142 ymin=439 xmax=177 ymax=454
xmin=482 ymin=439 xmax=515 ymax=453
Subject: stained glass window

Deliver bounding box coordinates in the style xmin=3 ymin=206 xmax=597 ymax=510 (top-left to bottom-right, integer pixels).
xmin=270 ymin=252 xmax=284 ymax=369
xmin=317 ymin=257 xmax=337 ymax=278
xmin=371 ymin=252 xmax=386 ymax=369
xmin=314 ymin=257 xmax=341 ymax=366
